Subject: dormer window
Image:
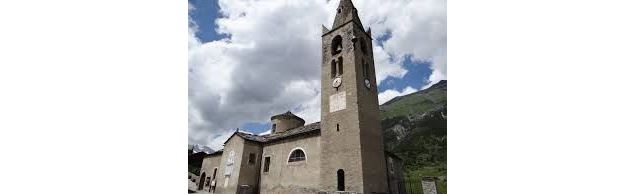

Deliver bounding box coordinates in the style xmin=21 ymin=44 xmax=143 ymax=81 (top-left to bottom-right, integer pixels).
xmin=331 ymin=35 xmax=343 ymax=56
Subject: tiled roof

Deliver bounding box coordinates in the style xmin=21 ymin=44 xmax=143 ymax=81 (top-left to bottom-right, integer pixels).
xmin=270 ymin=111 xmax=305 ymax=123
xmin=236 ymin=132 xmax=267 ymax=143
xmin=234 ymin=122 xmax=321 ymax=144
xmin=263 ymin=122 xmax=320 ymax=142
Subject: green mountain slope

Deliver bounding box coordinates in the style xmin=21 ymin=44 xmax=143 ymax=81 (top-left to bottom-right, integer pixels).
xmin=381 ymin=80 xmax=447 ymax=193
xmin=381 ymin=80 xmax=447 ymax=119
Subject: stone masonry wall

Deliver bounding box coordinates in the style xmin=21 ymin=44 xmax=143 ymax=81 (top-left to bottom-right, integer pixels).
xmin=260 ymin=135 xmax=321 ymax=194
xmin=215 ymin=135 xmax=245 ymax=194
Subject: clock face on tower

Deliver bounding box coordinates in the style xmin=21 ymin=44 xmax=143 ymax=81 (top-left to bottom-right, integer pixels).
xmin=364 ymin=79 xmax=371 ymax=89
xmin=332 ymin=77 xmax=342 ymax=88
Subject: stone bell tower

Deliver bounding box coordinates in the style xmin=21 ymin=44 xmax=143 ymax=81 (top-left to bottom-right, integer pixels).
xmin=319 ymin=0 xmax=388 ymax=193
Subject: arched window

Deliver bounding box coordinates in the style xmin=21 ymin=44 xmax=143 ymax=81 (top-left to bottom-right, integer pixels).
xmin=212 ymin=168 xmax=217 ymax=179
xmin=337 ymin=169 xmax=345 ymax=191
xmin=288 ymin=149 xmax=306 ymax=162
xmin=331 ymin=35 xmax=343 ymax=55
xmin=198 ymin=172 xmax=206 ymax=190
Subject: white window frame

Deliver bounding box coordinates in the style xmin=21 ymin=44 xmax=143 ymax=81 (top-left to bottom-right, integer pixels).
xmin=286 ymin=147 xmax=307 ymax=164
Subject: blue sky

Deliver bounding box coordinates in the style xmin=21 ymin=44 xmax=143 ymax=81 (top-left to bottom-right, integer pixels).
xmin=188 ymin=0 xmax=224 ymax=42
xmin=188 ymin=0 xmax=446 ymax=148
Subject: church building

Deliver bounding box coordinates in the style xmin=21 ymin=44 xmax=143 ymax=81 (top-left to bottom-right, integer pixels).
xmin=196 ymin=1 xmax=404 ymax=193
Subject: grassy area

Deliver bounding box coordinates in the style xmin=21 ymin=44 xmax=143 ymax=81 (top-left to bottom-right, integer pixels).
xmin=405 ymin=166 xmax=447 ymax=194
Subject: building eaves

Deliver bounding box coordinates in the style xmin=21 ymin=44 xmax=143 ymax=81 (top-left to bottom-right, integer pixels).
xmin=262 ymin=122 xmax=321 ymax=143
xmin=222 ymin=122 xmax=322 ymax=146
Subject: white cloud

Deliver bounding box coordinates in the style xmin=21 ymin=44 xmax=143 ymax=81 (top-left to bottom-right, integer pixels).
xmin=356 ymin=0 xmax=447 ymax=85
xmin=373 ymin=44 xmax=408 ymax=83
xmin=207 ymin=130 xmax=235 ymax=151
xmin=188 ymin=0 xmax=333 ymax=149
xmin=189 ymin=0 xmax=446 ymax=149
xmin=258 ymin=130 xmax=272 ymax=136
xmin=378 ymin=86 xmax=418 ymax=105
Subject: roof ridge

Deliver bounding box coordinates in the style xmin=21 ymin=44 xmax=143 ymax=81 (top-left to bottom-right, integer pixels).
xmin=228 ymin=121 xmax=322 ymax=145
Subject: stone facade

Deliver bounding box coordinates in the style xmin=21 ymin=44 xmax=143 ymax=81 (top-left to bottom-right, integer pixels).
xmin=320 ymin=0 xmax=388 ymax=193
xmin=199 ymin=152 xmax=222 ymax=192
xmin=196 ymin=1 xmax=401 ymax=193
xmin=271 ymin=111 xmax=305 ymax=134
xmin=216 ymin=135 xmax=244 ymax=194
xmin=260 ymin=134 xmax=321 ymax=194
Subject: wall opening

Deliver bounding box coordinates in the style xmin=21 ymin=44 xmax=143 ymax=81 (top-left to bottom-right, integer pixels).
xmin=336 ymin=123 xmax=340 ymax=132
xmin=331 ymin=35 xmax=343 ymax=55
xmin=337 ymin=169 xmax=345 ymax=191
xmin=198 ymin=172 xmax=206 ymax=190
xmin=331 ymin=60 xmax=337 ymax=78
xmin=206 ymin=177 xmax=211 ymax=188
xmin=338 ymin=57 xmax=343 ymax=76
xmin=263 ymin=156 xmax=271 ymax=172
xmin=212 ymin=168 xmax=217 ymax=180
xmin=288 ymin=149 xmax=306 ymax=162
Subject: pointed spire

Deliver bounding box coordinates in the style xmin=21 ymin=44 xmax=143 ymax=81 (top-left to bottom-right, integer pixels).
xmin=331 ymin=0 xmax=364 ymax=29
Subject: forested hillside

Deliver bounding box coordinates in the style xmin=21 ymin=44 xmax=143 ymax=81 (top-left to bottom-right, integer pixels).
xmin=381 ymin=80 xmax=447 ymax=193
